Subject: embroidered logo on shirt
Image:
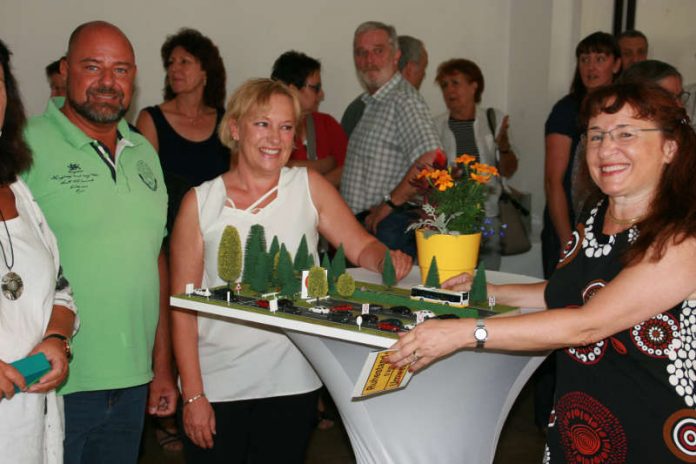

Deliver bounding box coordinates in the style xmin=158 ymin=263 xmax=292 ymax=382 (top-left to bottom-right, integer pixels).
xmin=136 ymin=160 xmax=158 ymax=191
xmin=49 ymin=163 xmax=98 ymax=194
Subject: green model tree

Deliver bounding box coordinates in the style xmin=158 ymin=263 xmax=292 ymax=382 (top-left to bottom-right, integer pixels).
xmin=217 ymin=226 xmax=242 ymax=288
xmin=381 ymin=250 xmax=396 ymax=287
xmin=425 ymin=256 xmax=441 ymax=288
xmin=277 ymin=245 xmax=297 ymax=296
xmin=332 ymin=244 xmax=346 ymax=277
xmin=250 ymin=250 xmax=271 ymax=293
xmin=321 ymin=253 xmax=335 ymax=292
xmin=336 ymin=273 xmax=355 ymax=297
xmin=470 ymin=261 xmax=488 ymax=302
xmin=268 ymin=236 xmax=280 ymax=261
xmin=242 ymin=224 xmax=267 ymax=283
xmin=293 ymin=235 xmax=310 ymax=272
xmin=307 ymin=265 xmax=328 ymax=303
xmin=307 ymin=255 xmax=315 ymax=268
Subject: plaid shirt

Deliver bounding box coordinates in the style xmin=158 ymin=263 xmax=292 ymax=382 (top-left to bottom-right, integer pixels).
xmin=340 ymin=73 xmax=441 ymax=213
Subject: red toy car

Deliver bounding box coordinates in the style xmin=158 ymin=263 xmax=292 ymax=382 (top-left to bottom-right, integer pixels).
xmin=332 ymin=304 xmax=352 ymax=312
xmin=256 ymin=299 xmax=269 ymax=309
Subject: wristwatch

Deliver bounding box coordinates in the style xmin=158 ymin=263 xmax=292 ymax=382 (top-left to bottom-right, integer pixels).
xmin=383 ymin=193 xmax=399 ymax=209
xmin=43 ymin=333 xmax=73 ymax=360
xmin=474 ymin=319 xmax=488 ymax=349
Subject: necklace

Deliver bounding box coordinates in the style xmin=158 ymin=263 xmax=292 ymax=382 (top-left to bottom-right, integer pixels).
xmin=606 ymin=209 xmax=643 ymax=227
xmin=0 ymin=207 xmax=23 ymax=300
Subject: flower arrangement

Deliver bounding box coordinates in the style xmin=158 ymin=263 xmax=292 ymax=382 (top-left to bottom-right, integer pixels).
xmin=407 ymin=150 xmax=499 ymax=236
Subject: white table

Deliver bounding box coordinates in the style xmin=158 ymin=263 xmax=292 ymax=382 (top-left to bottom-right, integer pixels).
xmin=172 ymin=269 xmax=546 ymax=464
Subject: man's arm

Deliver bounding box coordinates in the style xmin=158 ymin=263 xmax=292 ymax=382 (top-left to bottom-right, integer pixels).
xmin=364 ymin=149 xmax=438 ymax=233
xmin=148 ymin=249 xmax=178 ymax=416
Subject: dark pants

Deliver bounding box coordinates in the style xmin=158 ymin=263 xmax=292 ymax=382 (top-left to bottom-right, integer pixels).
xmin=63 ymin=384 xmax=148 ymax=464
xmin=356 ymin=208 xmax=418 ymax=258
xmin=180 ymin=389 xmax=320 ymax=464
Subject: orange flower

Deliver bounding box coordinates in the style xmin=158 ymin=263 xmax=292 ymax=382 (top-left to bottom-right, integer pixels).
xmin=455 ymin=154 xmax=476 ymax=165
xmin=470 ymin=172 xmax=494 ymax=184
xmin=417 ymin=168 xmax=433 ymax=179
xmin=472 ymin=163 xmax=499 ymax=176
xmin=433 ymin=172 xmax=454 ymax=191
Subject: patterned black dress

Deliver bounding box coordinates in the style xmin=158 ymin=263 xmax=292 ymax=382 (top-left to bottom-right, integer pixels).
xmin=543 ymin=200 xmax=696 ymax=463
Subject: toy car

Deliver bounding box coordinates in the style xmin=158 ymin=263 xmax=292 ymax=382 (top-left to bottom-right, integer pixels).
xmin=359 ymin=313 xmax=379 ymax=326
xmin=389 ymin=305 xmax=413 ymax=317
xmin=332 ymin=304 xmax=353 ymax=312
xmin=309 ymin=305 xmax=330 ymax=315
xmin=278 ymin=298 xmax=294 ymax=309
xmin=256 ymin=299 xmax=269 ymax=309
xmin=369 ymin=304 xmax=384 ymax=313
xmin=327 ymin=311 xmax=353 ymax=323
xmin=377 ymin=318 xmax=403 ymax=332
xmin=414 ymin=309 xmax=436 ymax=320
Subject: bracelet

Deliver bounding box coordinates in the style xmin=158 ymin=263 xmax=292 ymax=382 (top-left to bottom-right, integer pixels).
xmin=184 ymin=392 xmax=206 ymax=405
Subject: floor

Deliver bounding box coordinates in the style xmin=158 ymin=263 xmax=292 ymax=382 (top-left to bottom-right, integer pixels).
xmin=138 ymin=381 xmax=546 ymax=464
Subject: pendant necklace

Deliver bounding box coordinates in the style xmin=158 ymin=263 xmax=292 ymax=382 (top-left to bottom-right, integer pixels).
xmin=0 ymin=207 xmax=23 ymax=300
xmin=606 ymin=209 xmax=643 ymax=227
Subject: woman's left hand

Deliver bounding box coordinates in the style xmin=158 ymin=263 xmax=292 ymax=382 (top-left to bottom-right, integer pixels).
xmin=390 ymin=250 xmax=413 ymax=281
xmin=26 ymin=338 xmax=69 ymax=393
xmin=387 ymin=319 xmax=469 ymax=372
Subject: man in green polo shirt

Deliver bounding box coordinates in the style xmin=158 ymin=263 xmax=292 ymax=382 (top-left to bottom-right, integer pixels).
xmin=23 ymin=21 xmax=176 ymax=464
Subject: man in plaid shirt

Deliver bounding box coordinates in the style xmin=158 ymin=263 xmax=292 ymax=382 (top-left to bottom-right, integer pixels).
xmin=340 ymin=21 xmax=441 ymax=257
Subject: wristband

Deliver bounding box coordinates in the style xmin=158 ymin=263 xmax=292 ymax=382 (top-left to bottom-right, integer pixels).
xmin=184 ymin=392 xmax=206 ymax=405
xmin=43 ymin=333 xmax=72 ymax=360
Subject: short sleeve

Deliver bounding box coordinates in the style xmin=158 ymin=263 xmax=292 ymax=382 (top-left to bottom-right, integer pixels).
xmin=545 ymin=95 xmax=580 ymax=138
xmin=395 ymin=96 xmax=441 ymax=164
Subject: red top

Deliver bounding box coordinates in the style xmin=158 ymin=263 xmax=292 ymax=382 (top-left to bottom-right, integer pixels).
xmin=291 ymin=112 xmax=348 ymax=166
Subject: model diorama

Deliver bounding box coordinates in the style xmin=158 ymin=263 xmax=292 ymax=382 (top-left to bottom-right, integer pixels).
xmin=179 ymin=225 xmax=512 ymax=338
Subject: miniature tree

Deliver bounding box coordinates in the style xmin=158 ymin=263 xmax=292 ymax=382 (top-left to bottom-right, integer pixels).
xmin=322 ymin=253 xmax=335 ymax=292
xmin=307 ymin=266 xmax=328 ymax=303
xmin=382 ymin=250 xmax=396 ymax=287
xmin=242 ymin=224 xmax=267 ymax=283
xmin=336 ymin=272 xmax=355 ymax=297
xmin=268 ymin=236 xmax=280 ymax=261
xmin=217 ymin=226 xmax=242 ymax=288
xmin=332 ymin=244 xmax=346 ymax=277
xmin=425 ymin=256 xmax=441 ymax=288
xmin=250 ymin=250 xmax=271 ymax=293
xmin=293 ymin=235 xmax=310 ymax=272
xmin=278 ymin=246 xmax=298 ymax=296
xmin=307 ymin=255 xmax=315 ymax=268
xmin=470 ymin=261 xmax=488 ymax=302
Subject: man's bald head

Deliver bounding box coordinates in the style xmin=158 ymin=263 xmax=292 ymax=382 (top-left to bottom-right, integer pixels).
xmin=60 ymin=21 xmax=137 ymax=128
xmin=67 ymin=21 xmax=134 ymax=59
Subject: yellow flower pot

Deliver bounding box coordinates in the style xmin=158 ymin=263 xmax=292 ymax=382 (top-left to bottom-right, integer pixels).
xmin=415 ymin=229 xmax=481 ymax=285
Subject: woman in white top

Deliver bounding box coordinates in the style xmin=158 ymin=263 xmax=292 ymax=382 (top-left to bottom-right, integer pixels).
xmin=0 ymin=39 xmax=77 ymax=464
xmin=433 ymin=58 xmax=518 ymax=270
xmin=170 ymin=78 xmax=412 ymax=463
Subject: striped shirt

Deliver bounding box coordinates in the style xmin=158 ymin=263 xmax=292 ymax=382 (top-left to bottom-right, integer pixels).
xmin=447 ymin=118 xmax=479 ymax=161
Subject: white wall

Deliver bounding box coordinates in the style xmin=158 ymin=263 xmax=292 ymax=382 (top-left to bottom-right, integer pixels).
xmin=0 ymin=0 xmax=692 ymax=234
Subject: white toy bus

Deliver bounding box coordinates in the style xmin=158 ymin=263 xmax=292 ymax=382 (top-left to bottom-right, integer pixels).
xmin=410 ymin=285 xmax=469 ymax=307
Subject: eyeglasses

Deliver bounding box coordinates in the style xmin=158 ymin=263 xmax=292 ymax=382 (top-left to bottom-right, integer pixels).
xmin=677 ymin=90 xmax=691 ymax=106
xmin=584 ymin=125 xmax=666 ymax=147
xmin=305 ymin=82 xmax=322 ymax=93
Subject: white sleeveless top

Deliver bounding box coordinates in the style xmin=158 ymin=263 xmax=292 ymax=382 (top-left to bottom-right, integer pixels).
xmin=195 ymin=167 xmax=321 ymax=401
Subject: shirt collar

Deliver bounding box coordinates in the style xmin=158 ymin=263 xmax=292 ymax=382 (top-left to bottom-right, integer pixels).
xmin=44 ymin=97 xmax=139 ymax=149
xmin=361 ymin=72 xmax=403 ymax=104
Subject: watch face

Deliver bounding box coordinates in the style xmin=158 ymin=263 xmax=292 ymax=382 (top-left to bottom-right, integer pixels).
xmin=474 ymin=327 xmax=488 ymax=341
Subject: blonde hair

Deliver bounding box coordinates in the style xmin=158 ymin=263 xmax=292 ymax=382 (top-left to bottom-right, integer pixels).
xmin=218 ymin=78 xmax=301 ymax=153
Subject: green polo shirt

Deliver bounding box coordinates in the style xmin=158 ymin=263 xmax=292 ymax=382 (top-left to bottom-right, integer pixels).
xmin=23 ymin=98 xmax=167 ymax=395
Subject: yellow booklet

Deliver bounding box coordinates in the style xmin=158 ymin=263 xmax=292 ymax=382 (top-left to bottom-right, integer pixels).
xmin=352 ymin=350 xmax=413 ymax=398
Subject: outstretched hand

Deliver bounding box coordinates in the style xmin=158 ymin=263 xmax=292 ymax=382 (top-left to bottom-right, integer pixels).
xmin=441 ymin=272 xmax=474 ymax=291
xmin=387 ymin=318 xmax=470 ymax=372
xmin=389 ymin=250 xmax=413 ymax=281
